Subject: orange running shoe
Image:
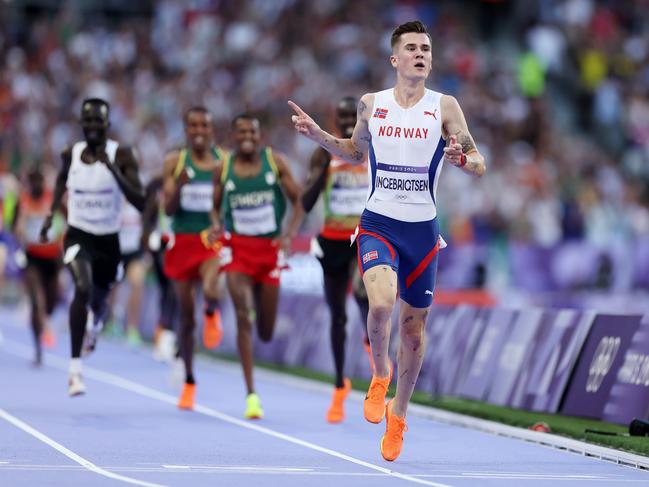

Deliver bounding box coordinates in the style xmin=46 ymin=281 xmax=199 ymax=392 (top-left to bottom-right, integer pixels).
xmin=177 ymin=383 xmax=196 ymax=410
xmin=326 ymin=378 xmax=352 ymax=423
xmin=202 ymin=308 xmax=223 ymax=349
xmin=364 ymin=362 xmax=392 ymax=424
xmin=153 ymin=325 xmax=163 ymax=345
xmin=41 ymin=327 xmax=56 ymax=349
xmin=381 ymin=398 xmax=408 ymax=461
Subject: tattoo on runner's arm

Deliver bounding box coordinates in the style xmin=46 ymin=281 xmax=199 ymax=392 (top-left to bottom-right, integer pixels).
xmin=453 ymin=131 xmax=477 ymax=154
xmin=357 ymin=100 xmax=367 ymax=118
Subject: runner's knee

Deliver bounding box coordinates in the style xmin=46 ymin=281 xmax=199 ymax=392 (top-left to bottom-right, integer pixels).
xmin=258 ymin=326 xmax=273 ymax=343
xmin=331 ymin=310 xmax=347 ymax=330
xmin=400 ymin=319 xmax=425 ymax=349
xmin=235 ymin=307 xmax=253 ymax=331
xmin=368 ymin=302 xmax=393 ymax=324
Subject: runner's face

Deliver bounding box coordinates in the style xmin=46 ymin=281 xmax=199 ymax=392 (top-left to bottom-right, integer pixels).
xmin=185 ymin=111 xmax=213 ymax=152
xmin=391 ymin=32 xmax=432 ymax=80
xmin=28 ymin=173 xmax=44 ymax=198
xmin=80 ymin=103 xmax=109 ymax=146
xmin=233 ymin=119 xmax=260 ymax=156
xmin=335 ymin=104 xmax=357 ymax=138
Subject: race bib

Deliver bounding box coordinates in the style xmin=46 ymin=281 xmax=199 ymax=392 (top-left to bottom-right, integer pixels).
xmin=70 ymin=190 xmax=118 ymax=222
xmin=24 ymin=215 xmax=46 ymax=244
xmin=180 ymin=183 xmax=213 ymax=212
xmin=372 ymin=163 xmax=430 ymax=205
xmin=329 ymin=187 xmax=366 ymax=216
xmin=232 ymin=204 xmax=277 ymax=236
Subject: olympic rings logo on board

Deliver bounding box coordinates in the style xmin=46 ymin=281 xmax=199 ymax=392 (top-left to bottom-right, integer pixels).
xmin=586 ymin=336 xmax=621 ymax=393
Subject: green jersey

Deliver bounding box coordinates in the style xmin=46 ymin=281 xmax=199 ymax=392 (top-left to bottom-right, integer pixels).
xmin=171 ymin=146 xmax=224 ymax=234
xmin=221 ymin=148 xmax=286 ymax=238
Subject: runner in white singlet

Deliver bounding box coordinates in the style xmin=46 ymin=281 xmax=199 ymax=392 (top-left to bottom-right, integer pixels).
xmin=289 ymin=21 xmax=486 ymax=461
xmin=40 ymin=98 xmax=145 ymax=397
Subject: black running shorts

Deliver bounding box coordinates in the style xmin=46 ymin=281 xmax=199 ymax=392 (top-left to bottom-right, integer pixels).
xmin=316 ymin=235 xmax=358 ymax=278
xmin=64 ymin=226 xmax=121 ymax=289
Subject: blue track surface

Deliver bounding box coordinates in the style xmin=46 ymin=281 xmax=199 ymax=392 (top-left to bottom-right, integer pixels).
xmin=1 ymin=314 xmax=648 ymax=487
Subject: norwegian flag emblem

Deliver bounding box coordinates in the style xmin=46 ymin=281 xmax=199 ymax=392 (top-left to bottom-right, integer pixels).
xmin=373 ymin=108 xmax=388 ymax=119
xmin=362 ymin=250 xmax=379 ymax=263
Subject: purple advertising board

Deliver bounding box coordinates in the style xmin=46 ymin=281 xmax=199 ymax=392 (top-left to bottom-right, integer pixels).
xmin=520 ymin=309 xmax=595 ymax=413
xmin=457 ymin=308 xmax=517 ymax=401
xmin=428 ymin=306 xmax=492 ymax=397
xmin=486 ymin=308 xmax=545 ymax=406
xmin=602 ymin=314 xmax=649 ymax=424
xmin=448 ymin=308 xmax=493 ymax=397
xmin=561 ymin=314 xmax=642 ymax=420
xmin=418 ymin=305 xmax=457 ymax=395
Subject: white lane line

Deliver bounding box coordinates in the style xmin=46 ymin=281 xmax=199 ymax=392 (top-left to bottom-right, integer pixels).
xmin=3 ymin=339 xmax=452 ymax=487
xmin=0 ymin=408 xmax=165 ymax=487
xmin=162 ymin=464 xmax=314 ymax=472
xmin=1 ymin=462 xmax=648 ymax=482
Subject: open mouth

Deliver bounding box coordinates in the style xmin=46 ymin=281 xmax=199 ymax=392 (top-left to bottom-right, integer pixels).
xmin=241 ymin=140 xmax=255 ymax=152
xmin=415 ymin=62 xmax=425 ymax=69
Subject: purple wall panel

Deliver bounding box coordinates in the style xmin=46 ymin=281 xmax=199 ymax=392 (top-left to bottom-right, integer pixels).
xmin=487 ymin=308 xmax=544 ymax=406
xmin=457 ymin=308 xmax=517 ymax=401
xmin=561 ymin=314 xmax=641 ymax=420
xmin=520 ymin=310 xmax=595 ymax=413
xmin=602 ymin=314 xmax=649 ymax=424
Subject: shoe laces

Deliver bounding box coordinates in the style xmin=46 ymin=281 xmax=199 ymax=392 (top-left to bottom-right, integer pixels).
xmin=367 ymin=377 xmax=389 ymax=401
xmin=388 ymin=415 xmax=408 ymax=440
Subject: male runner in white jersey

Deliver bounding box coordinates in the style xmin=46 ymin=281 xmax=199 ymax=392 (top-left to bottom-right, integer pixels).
xmin=290 ymin=20 xmax=486 ymax=461
xmin=40 ymin=98 xmax=145 ymax=396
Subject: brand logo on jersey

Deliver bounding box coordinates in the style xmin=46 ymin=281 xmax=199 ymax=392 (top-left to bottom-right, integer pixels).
xmin=377 ymin=125 xmax=429 ymax=139
xmin=424 ymin=109 xmax=438 ymax=120
xmin=265 ymin=171 xmax=276 ymax=185
xmin=225 ymin=180 xmax=236 ymax=191
xmin=373 ymin=108 xmax=388 ymax=119
xmin=362 ymin=250 xmax=378 ymax=264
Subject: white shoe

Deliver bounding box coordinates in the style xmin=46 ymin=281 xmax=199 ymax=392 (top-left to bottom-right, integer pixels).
xmin=68 ymin=373 xmax=86 ymax=396
xmin=169 ymin=357 xmax=185 ymax=389
xmin=153 ymin=330 xmax=176 ymax=363
xmin=82 ymin=311 xmax=103 ymax=357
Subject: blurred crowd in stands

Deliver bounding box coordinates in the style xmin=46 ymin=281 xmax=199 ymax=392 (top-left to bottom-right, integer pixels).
xmin=1 ymin=0 xmax=648 ymax=292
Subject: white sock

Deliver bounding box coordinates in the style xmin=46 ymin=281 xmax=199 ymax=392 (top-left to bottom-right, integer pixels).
xmin=69 ymin=358 xmax=82 ymax=375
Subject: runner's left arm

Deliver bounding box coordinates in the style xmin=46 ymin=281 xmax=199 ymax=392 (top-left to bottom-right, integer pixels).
xmin=301 ymin=147 xmax=331 ymax=213
xmin=441 ymin=95 xmax=486 ymax=177
xmin=141 ymin=176 xmax=162 ymax=249
xmin=40 ymin=147 xmax=71 ymax=242
xmin=273 ymin=152 xmax=304 ymax=246
xmin=105 ymin=146 xmax=146 ymax=211
xmin=209 ymin=164 xmax=225 ymax=241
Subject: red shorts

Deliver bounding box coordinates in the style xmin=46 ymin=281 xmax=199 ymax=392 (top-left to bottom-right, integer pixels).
xmin=164 ymin=232 xmax=220 ymax=281
xmin=221 ymin=234 xmax=282 ymax=286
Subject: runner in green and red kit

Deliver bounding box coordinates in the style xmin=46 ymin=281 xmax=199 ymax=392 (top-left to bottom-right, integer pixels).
xmin=163 ymin=106 xmax=225 ymax=410
xmin=211 ymin=113 xmax=303 ymax=419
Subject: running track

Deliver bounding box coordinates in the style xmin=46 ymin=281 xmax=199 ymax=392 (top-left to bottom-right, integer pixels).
xmin=1 ymin=313 xmax=648 ymax=486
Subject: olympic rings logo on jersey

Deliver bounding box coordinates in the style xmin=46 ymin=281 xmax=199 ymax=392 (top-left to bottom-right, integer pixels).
xmin=586 ymin=336 xmax=621 ymax=393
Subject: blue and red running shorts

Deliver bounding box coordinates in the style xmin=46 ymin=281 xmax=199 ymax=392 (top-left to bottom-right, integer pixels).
xmin=356 ymin=209 xmax=441 ymax=308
